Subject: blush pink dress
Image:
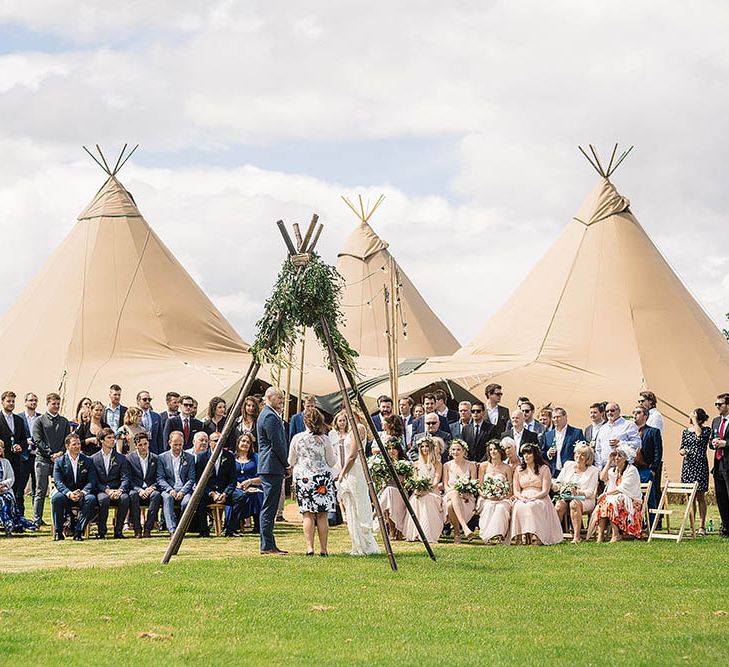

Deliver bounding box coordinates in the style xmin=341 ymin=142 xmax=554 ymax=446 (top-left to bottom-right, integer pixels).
xmin=404 ymin=462 xmax=444 ymax=543
xmin=379 ymin=481 xmax=408 ymax=534
xmin=509 ymin=465 xmax=564 ymax=545
xmin=478 ymin=471 xmax=512 ymax=542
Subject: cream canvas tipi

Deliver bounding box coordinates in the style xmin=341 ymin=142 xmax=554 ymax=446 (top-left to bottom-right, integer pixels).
xmin=0 ymin=146 xmax=249 ymax=411
xmin=375 ymin=147 xmax=729 ymax=477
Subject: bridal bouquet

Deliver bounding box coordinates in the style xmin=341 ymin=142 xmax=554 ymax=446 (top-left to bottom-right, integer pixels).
xmin=480 ymin=476 xmax=510 ymax=499
xmin=391 ymin=459 xmax=413 ymax=480
xmin=453 ymin=474 xmax=480 ymax=498
xmin=556 ymin=480 xmax=579 ymax=499
xmin=405 ymin=475 xmax=432 ymax=493
xmin=367 ymin=454 xmax=390 ymax=491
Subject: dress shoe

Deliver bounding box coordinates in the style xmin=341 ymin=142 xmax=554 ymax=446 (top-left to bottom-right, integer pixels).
xmin=134 ymin=531 xmax=142 ymax=539
xmin=260 ymin=548 xmax=287 ymax=555
xmin=275 ymin=515 xmax=286 ymax=522
xmin=113 ymin=531 xmax=125 ymax=539
xmin=54 ymin=533 xmax=65 ymax=541
xmin=143 ymin=529 xmax=152 ymax=538
xmin=4 ymin=528 xmax=12 ymax=538
xmin=36 ymin=519 xmax=49 ymax=528
xmin=95 ymin=532 xmax=107 ymax=540
xmin=224 ymin=531 xmax=243 ymax=537
xmin=199 ymin=531 xmax=211 ymax=538
xmin=73 ymin=533 xmax=84 ymax=541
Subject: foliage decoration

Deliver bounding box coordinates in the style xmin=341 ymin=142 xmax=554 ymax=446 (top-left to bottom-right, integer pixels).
xmin=249 ymin=251 xmax=359 ymax=378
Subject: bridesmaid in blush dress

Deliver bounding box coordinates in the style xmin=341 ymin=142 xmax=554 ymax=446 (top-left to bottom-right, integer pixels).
xmin=478 ymin=440 xmax=513 ymax=543
xmin=403 ymin=437 xmax=444 ymax=544
xmin=510 ymin=443 xmax=564 ymax=545
xmin=377 ymin=439 xmax=409 ymax=540
xmin=442 ymin=440 xmax=478 ymax=543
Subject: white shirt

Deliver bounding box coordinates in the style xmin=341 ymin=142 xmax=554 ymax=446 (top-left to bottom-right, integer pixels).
xmin=487 ymin=404 xmax=499 ymax=425
xmin=595 ymin=416 xmax=641 ymax=467
xmin=554 ymin=427 xmax=567 ymax=470
xmin=102 ymin=450 xmax=112 ymax=474
xmin=139 ymin=454 xmax=149 ymax=486
xmin=171 ymin=454 xmax=182 ymax=486
xmin=69 ymin=454 xmax=79 ymax=483
xmin=647 ymin=408 xmax=665 ymax=434
xmin=105 ymin=405 xmax=121 ymax=431
xmin=3 ymin=410 xmax=14 ymax=434
xmin=24 ymin=411 xmax=39 ymax=444
xmin=513 ymin=428 xmax=524 ymax=450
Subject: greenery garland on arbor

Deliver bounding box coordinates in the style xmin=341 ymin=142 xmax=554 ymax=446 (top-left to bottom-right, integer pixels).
xmin=249 ymin=251 xmax=360 ymax=379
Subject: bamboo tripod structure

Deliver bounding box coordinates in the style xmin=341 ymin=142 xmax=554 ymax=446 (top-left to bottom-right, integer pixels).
xmin=162 ymin=215 xmax=435 ymax=567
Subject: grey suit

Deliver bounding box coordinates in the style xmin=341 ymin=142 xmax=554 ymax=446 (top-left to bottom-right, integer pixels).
xmin=156 ymin=450 xmax=195 ymax=533
xmin=32 ymin=412 xmax=71 ymax=523
xmin=257 ymin=405 xmax=288 ymax=551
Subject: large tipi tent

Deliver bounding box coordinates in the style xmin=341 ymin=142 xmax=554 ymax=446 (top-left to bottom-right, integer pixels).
xmin=0 ymin=146 xmax=249 ymax=412
xmin=372 ymin=147 xmax=729 ymax=478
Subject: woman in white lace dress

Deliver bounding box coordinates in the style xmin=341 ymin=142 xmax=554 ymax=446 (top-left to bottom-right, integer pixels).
xmin=337 ymin=411 xmax=381 ymax=556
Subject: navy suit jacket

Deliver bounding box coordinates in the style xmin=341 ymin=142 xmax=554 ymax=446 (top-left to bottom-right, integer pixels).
xmin=53 ymin=453 xmax=97 ymax=496
xmin=156 ymin=450 xmax=195 ymax=494
xmin=0 ymin=412 xmax=28 ymax=466
xmin=542 ymin=425 xmax=586 ymax=476
xmin=257 ymin=406 xmax=288 ymax=475
xmin=91 ymin=449 xmax=130 ymax=493
xmin=637 ymin=425 xmax=663 ymax=472
xmin=185 ymin=447 xmax=211 ymax=488
xmin=412 ymin=414 xmax=450 ymax=437
xmin=206 ymin=449 xmax=237 ymax=496
xmin=139 ymin=410 xmax=163 ymax=454
xmin=288 ymin=411 xmax=305 ymax=442
xmin=126 ymin=451 xmax=158 ymax=490
xmin=163 ymin=415 xmax=203 ymax=450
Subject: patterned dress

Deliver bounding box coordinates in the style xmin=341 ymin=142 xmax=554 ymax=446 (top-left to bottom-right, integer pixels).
xmin=593 ymin=465 xmax=643 ymax=538
xmin=288 ymin=431 xmax=337 ymax=514
xmin=680 ymin=427 xmax=710 ymax=492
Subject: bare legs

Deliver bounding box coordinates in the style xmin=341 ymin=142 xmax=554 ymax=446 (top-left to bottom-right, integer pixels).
xmin=446 ymin=490 xmax=473 ymax=543
xmin=302 ymin=511 xmax=329 ymax=554
xmin=693 ymin=492 xmax=707 ymax=530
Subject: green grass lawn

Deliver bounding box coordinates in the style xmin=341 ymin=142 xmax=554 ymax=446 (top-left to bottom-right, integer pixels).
xmin=0 ymin=505 xmax=727 ymax=666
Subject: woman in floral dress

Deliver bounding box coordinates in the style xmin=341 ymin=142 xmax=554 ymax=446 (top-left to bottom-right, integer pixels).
xmin=679 ymin=408 xmax=711 ymax=534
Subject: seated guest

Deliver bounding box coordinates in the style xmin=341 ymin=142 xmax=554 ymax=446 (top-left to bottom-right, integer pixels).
xmin=187 ymin=431 xmax=212 ymax=536
xmin=410 ymin=413 xmax=451 ymax=463
xmin=411 ymin=393 xmax=450 ymax=437
xmin=51 ymin=433 xmax=97 ymax=541
xmin=403 ymin=436 xmax=444 ymax=544
xmin=477 ymin=440 xmax=513 ymax=544
xmin=233 ymin=433 xmax=263 ymax=533
xmin=0 ymin=439 xmax=36 ymax=535
xmin=205 ymin=431 xmax=243 ymax=537
xmin=510 ymin=443 xmax=563 ymax=545
xmin=75 ymin=401 xmax=108 ymax=457
xmin=542 ymin=407 xmax=586 ymax=477
xmin=127 ymin=432 xmax=161 ymax=538
xmin=115 ymin=407 xmax=145 ymax=455
xmin=378 ymin=439 xmax=409 ymax=540
xmin=501 ymin=437 xmax=521 ymax=469
xmin=502 ymin=409 xmax=539 ymax=453
xmin=587 ymin=445 xmax=643 ymax=542
xmin=203 ymin=396 xmax=227 ymax=436
xmin=91 ymin=427 xmax=130 ymax=539
xmin=157 ymin=431 xmax=195 ymax=535
xmin=553 ymin=444 xmax=599 ymax=543
xmin=632 ymin=406 xmax=663 ymax=515
xmin=443 ymin=439 xmax=478 ymax=543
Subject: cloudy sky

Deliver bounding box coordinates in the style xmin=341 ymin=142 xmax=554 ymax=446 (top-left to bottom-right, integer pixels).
xmin=1 ymin=1 xmax=727 ymax=346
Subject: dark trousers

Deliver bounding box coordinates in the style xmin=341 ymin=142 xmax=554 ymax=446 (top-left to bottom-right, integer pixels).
xmin=129 ymin=488 xmax=161 ymax=532
xmin=223 ymin=488 xmax=246 ymax=534
xmin=12 ymin=459 xmax=33 ymax=517
xmin=259 ymin=474 xmax=283 ymax=551
xmin=96 ymin=491 xmax=130 ymax=535
xmin=638 ymin=468 xmax=657 ymax=511
xmin=714 ymin=470 xmax=729 ymax=534
xmin=51 ymin=492 xmax=95 ymax=536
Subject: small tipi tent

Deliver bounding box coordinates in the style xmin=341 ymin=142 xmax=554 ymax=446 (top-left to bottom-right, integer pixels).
xmin=0 ymin=146 xmax=249 ymax=411
xmin=372 ymin=147 xmax=729 ymax=477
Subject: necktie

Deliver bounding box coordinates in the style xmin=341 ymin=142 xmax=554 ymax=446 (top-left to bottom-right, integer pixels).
xmin=474 ymin=423 xmax=479 ymax=439
xmin=143 ymin=411 xmax=151 ymax=431
xmin=184 ymin=418 xmax=190 ymax=443
xmin=718 ymin=418 xmax=727 ymax=461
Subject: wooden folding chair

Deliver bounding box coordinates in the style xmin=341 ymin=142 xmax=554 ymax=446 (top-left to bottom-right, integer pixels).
xmin=648 ymin=480 xmax=697 ymax=542
xmin=640 ymin=481 xmax=652 ymax=525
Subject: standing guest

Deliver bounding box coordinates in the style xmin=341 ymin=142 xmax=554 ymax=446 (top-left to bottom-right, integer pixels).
xmin=442 ymin=440 xmax=478 ymax=543
xmin=104 ymin=384 xmax=127 ymax=432
xmin=450 ymin=401 xmax=472 ymax=440
xmin=204 ymin=431 xmax=242 ymax=538
xmin=234 ymin=396 xmax=261 ymax=448
xmin=709 ymin=393 xmax=729 ymax=537
xmin=539 ymin=407 xmax=554 ymax=432
xmin=632 ymin=406 xmax=663 ymax=514
xmin=91 ymin=428 xmax=130 ymax=539
xmin=679 ymin=408 xmax=711 ymax=535
xmin=587 ymin=445 xmax=643 ymax=542
xmin=70 ymin=397 xmax=92 ymax=430
xmin=510 ymin=443 xmax=563 ymax=545
xmin=399 ymin=396 xmax=415 ymax=447
xmin=378 ymin=439 xmax=409 ymax=540
xmin=288 ymin=407 xmax=337 ymax=556
xmin=157 ymin=431 xmax=195 ymax=536
xmin=502 ymin=437 xmax=521 ymax=469
xmin=520 ymin=401 xmax=546 ymax=441
xmin=50 ymin=434 xmax=97 ymax=541
xmin=502 ymin=409 xmax=539 ymax=453
xmin=257 ymin=387 xmax=289 ymax=555
xmin=0 ymin=391 xmax=30 ymax=518
xmin=115 ymin=407 xmax=145 ymax=455
xmin=594 ymin=403 xmax=641 ymax=467
xmin=371 ymin=395 xmax=394 ymax=433
xmin=127 ymin=432 xmax=160 ymax=538
xmin=203 ymin=397 xmax=227 ymax=436
xmin=410 ymin=413 xmax=451 ymax=462
xmin=328 ymin=410 xmax=350 ymax=478
xmin=477 ymin=440 xmax=513 ymax=543
xmin=411 ymin=393 xmax=450 ymax=436
xmin=337 ymin=411 xmax=380 ymax=555
xmin=75 ymin=401 xmax=108 ymax=456
xmin=484 ymin=384 xmax=510 ymax=438
xmin=0 ymin=439 xmax=37 ymax=535
xmin=289 ymin=394 xmax=317 ymax=442
xmin=159 ymin=391 xmax=181 ymax=429
xmin=403 ymin=436 xmax=444 ymax=544
xmin=18 ymin=392 xmax=40 ymax=512
xmin=136 ymin=391 xmax=163 ymax=454
xmin=639 ymin=391 xmax=665 ymax=434
xmin=32 ymin=393 xmax=71 ymax=527
xmin=553 ymin=444 xmax=599 ymax=543
xmin=234 ymin=433 xmax=263 ymax=533
xmin=434 ymin=388 xmax=459 ymax=424
xmin=542 ymin=407 xmax=585 ymax=478
xmin=163 ymin=396 xmax=203 ymax=450
xmin=412 ymin=404 xmax=425 ymax=420
xmin=462 ymin=402 xmax=491 ymax=464
xmin=584 ymin=402 xmax=607 ymax=448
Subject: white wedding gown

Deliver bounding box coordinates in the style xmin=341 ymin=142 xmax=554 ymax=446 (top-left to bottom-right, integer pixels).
xmin=338 ymin=437 xmax=381 ymax=556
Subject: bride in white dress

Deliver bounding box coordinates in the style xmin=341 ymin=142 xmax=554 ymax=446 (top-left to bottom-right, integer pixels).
xmin=336 ymin=411 xmax=381 ymax=556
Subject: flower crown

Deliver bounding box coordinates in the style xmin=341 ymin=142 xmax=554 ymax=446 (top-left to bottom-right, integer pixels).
xmin=450 ymin=437 xmax=469 ymax=453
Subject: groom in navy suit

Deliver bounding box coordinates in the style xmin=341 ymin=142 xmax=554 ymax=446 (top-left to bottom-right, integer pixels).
xmin=257 ymin=387 xmax=289 ymax=555
xmin=542 ymin=407 xmax=585 ymax=477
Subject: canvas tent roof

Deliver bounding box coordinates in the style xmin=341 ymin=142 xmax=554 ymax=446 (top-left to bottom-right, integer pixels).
xmin=0 ymin=156 xmax=249 ymax=412
xmin=365 ymin=155 xmax=729 ymax=478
